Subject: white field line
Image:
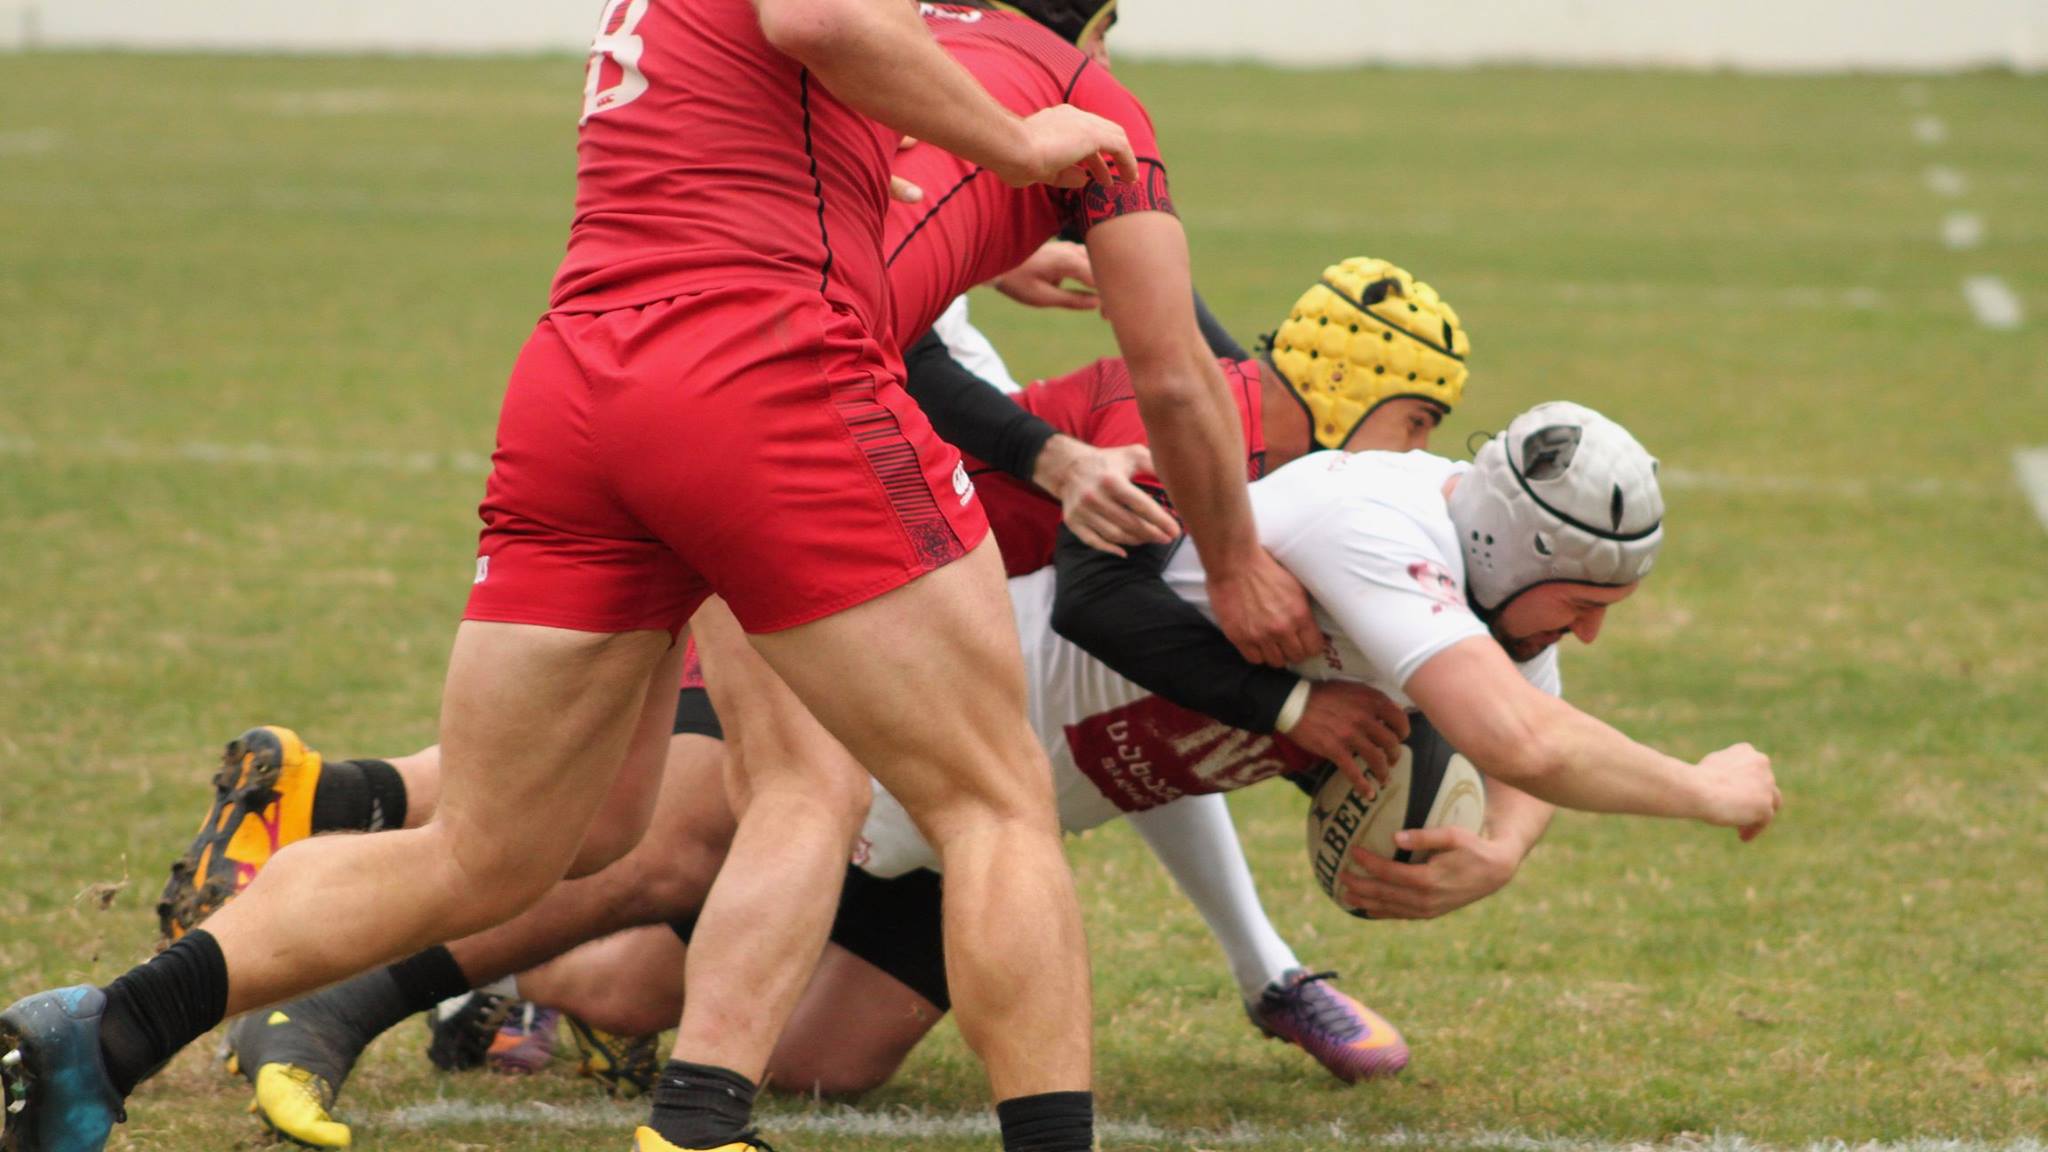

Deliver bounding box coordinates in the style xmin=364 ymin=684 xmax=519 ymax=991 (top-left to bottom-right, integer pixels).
xmin=1924 ymin=165 xmax=1968 ymax=198
xmin=0 ymin=433 xmax=2002 ymax=502
xmin=378 ymin=1101 xmax=2048 ymax=1152
xmin=1911 ymin=114 xmax=1947 ymax=144
xmin=1962 ymin=275 xmax=2025 ymax=330
xmin=1941 ymin=212 xmax=1984 ymax=250
xmin=2013 ymin=448 xmax=2048 ymax=535
xmin=1539 ymin=282 xmax=1886 ymax=312
xmin=0 ymin=128 xmax=60 ymax=156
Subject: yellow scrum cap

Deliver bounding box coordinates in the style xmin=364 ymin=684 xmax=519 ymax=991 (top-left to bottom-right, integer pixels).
xmin=1268 ymin=257 xmax=1470 ymax=450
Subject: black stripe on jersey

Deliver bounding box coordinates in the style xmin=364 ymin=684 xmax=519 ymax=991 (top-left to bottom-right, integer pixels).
xmin=798 ymin=70 xmax=834 ymax=295
xmin=1062 ymin=57 xmax=1091 ymax=100
xmin=885 ymin=168 xmax=985 ymax=267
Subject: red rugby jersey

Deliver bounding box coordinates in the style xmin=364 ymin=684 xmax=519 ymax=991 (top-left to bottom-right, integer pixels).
xmin=550 ymin=0 xmax=896 ymax=332
xmin=977 ymin=356 xmax=1268 ymax=577
xmin=882 ymin=5 xmax=1174 ymax=350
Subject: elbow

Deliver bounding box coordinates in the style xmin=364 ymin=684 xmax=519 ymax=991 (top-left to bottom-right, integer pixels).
xmin=1049 ymin=591 xmax=1089 ymax=645
xmin=1125 ymin=350 xmax=1208 ymax=419
xmin=1479 ymin=718 xmax=1568 ymax=799
xmin=757 ymin=0 xmax=862 ymax=61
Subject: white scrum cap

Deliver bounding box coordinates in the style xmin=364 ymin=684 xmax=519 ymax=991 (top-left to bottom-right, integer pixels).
xmin=1449 ymin=401 xmax=1664 ymax=613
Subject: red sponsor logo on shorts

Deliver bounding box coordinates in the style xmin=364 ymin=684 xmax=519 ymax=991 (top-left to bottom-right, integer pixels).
xmin=1064 ymin=695 xmax=1318 ymax=814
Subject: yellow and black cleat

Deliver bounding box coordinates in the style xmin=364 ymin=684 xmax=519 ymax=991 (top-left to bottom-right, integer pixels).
xmin=565 ymin=1015 xmax=661 ymax=1098
xmin=156 ymin=726 xmax=323 ymax=945
xmin=248 ymin=1062 xmax=351 ymax=1149
xmin=632 ymin=1127 xmax=777 ymax=1152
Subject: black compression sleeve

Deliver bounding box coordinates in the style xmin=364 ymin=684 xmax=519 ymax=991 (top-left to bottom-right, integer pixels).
xmin=902 ymin=328 xmax=1058 ymax=486
xmin=1050 ymin=527 xmax=1297 ymax=732
xmin=1191 ymin=288 xmax=1249 ymax=361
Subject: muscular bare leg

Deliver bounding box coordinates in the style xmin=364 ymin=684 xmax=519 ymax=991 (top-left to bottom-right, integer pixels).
xmin=669 ymin=598 xmax=875 ymax=1079
xmin=682 ymin=540 xmax=1090 ymax=1103
xmin=202 ymin=622 xmax=679 ymax=1013
xmin=441 ymin=732 xmax=733 ymax=983
xmin=525 ymin=928 xmax=942 ymax=1098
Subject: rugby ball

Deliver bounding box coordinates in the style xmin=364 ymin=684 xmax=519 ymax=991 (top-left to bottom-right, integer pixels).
xmin=1304 ymin=714 xmax=1486 ymax=918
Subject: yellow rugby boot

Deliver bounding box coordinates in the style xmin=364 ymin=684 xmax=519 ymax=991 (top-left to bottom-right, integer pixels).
xmin=157 ymin=726 xmax=322 ymax=944
xmin=227 ymin=1002 xmax=364 ymax=1149
xmin=633 ymin=1127 xmax=777 ymax=1151
xmin=248 ymin=1063 xmax=351 ymax=1149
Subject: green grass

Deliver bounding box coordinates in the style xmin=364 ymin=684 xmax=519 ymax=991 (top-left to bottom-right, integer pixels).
xmin=2 ymin=52 xmax=2045 ymax=1151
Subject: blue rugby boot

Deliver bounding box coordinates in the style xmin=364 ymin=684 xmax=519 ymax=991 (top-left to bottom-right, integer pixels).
xmin=0 ymin=986 xmax=125 ymax=1152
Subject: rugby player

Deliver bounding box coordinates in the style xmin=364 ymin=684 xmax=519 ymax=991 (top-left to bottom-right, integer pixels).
xmin=0 ymin=1 xmax=1306 ymax=1150
xmin=311 ymin=400 xmax=1786 ymax=1107
xmin=190 ymin=255 xmax=1467 ymax=1145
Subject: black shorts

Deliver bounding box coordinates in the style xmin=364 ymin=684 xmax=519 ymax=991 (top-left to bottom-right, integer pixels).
xmin=666 ymin=866 xmax=949 ymax=1011
xmin=672 ymin=686 xmax=723 ymax=740
xmin=829 ymin=866 xmax=948 ymax=1011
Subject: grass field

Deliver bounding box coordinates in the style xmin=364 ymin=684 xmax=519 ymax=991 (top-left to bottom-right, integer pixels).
xmin=2 ymin=50 xmax=2046 ymax=1152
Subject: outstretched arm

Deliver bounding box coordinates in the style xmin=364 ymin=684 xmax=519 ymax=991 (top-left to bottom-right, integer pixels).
xmin=754 ymin=0 xmax=1134 ymax=188
xmin=1405 ymin=637 xmax=1781 ymax=836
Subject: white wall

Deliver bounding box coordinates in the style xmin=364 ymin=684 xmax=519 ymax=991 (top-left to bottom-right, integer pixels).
xmin=2 ymin=0 xmax=2042 ymax=71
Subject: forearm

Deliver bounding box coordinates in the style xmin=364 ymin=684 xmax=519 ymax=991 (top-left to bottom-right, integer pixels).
xmin=1511 ymin=703 xmax=1710 ymax=819
xmin=761 ymin=0 xmax=1027 ymax=175
xmin=902 ymin=329 xmax=1056 ymax=483
xmin=1477 ymin=777 xmax=1554 ymax=857
xmin=1051 ymin=530 xmax=1297 ymax=731
xmin=1129 ymin=346 xmax=1263 ymax=577
xmin=1410 ymin=640 xmax=1715 ymax=822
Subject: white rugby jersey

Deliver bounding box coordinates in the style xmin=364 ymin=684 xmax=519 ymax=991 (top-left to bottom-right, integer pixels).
xmin=930 ymin=295 xmax=1022 ymax=394
xmin=853 ymin=449 xmax=1562 ymax=878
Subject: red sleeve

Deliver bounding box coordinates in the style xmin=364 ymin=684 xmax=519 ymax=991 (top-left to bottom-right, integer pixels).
xmin=1054 ymin=65 xmax=1175 ymax=236
xmin=1014 ymin=358 xmax=1113 ymax=440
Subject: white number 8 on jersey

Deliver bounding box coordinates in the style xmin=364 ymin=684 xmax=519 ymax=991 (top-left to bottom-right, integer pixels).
xmin=583 ymin=0 xmax=651 ymax=124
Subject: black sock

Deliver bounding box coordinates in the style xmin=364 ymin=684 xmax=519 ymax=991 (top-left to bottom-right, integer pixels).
xmin=997 ymin=1091 xmax=1094 ymax=1152
xmin=265 ymin=946 xmax=472 ymax=1064
xmin=649 ymin=1060 xmax=757 ymax=1148
xmin=385 ymin=945 xmax=473 ymax=1016
xmin=98 ymin=930 xmax=230 ymax=1096
xmin=310 ymin=758 xmax=408 ymax=832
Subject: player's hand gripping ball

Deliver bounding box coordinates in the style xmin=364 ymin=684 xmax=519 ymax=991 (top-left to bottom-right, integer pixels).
xmin=1305 ymin=713 xmax=1485 ymax=918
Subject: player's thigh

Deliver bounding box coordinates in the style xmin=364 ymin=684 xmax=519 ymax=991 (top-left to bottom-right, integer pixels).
xmin=748 ymin=538 xmax=1052 ymax=832
xmin=694 ymin=596 xmax=872 ymax=823
xmin=568 ymin=638 xmax=686 ymax=876
xmin=432 ymin=621 xmax=676 ymax=897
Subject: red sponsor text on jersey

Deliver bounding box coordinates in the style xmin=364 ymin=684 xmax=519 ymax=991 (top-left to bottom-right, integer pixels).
xmin=1063 ymin=693 xmax=1318 ymax=814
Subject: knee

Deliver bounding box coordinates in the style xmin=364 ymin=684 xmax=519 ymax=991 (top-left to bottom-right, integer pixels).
xmin=903 ymin=745 xmax=1058 ymax=853
xmin=732 ymin=740 xmax=872 ymax=836
xmin=429 ymin=822 xmax=569 ymax=933
xmin=566 ymin=807 xmax=652 ymax=878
